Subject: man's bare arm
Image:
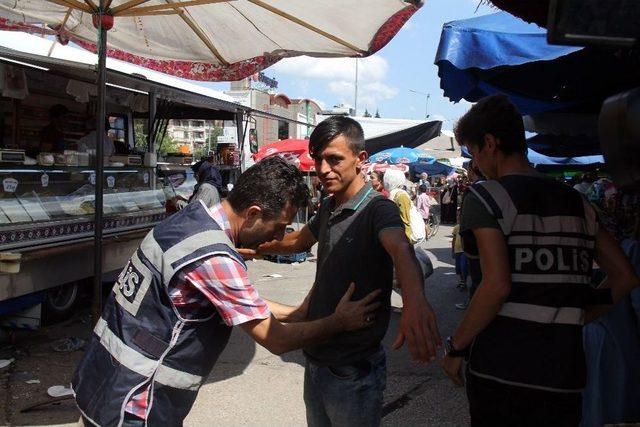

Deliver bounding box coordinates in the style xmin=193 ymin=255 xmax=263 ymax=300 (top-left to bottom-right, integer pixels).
xmin=379 ymin=228 xmax=441 ymax=363
xmin=240 ymin=284 xmax=380 ymax=355
xmin=451 ymin=227 xmax=512 ymax=349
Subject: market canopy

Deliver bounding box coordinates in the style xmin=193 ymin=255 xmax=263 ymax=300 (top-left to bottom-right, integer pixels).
xmin=460 ymin=145 xmax=604 ymax=170
xmin=435 ymin=12 xmax=582 ymax=115
xmin=0 ymin=0 xmax=422 ymax=81
xmin=411 ymin=160 xmax=455 ymax=177
xmin=366 ymin=120 xmax=441 ymax=155
xmin=368 ymin=146 xmax=434 ymax=164
xmin=526 ymin=133 xmax=601 ymax=158
xmin=253 ymin=139 xmax=315 ymax=172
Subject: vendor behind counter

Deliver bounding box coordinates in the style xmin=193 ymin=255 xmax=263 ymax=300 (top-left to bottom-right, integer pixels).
xmin=39 ymin=104 xmax=69 ymax=153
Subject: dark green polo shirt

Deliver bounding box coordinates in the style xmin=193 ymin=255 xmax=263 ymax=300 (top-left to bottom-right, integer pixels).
xmin=305 ymin=183 xmax=404 ymax=366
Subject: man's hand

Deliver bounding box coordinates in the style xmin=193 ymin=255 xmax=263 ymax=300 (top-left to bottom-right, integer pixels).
xmin=334 ymin=283 xmax=382 ymax=331
xmin=442 ymin=355 xmax=464 ymax=386
xmin=237 ymin=247 xmax=261 ymax=260
xmin=392 ymin=299 xmax=441 ymax=363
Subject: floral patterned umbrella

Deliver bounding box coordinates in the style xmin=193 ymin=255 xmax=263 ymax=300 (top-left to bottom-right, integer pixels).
xmin=0 ymin=0 xmax=422 ymax=81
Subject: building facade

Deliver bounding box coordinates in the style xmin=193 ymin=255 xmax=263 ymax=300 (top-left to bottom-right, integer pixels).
xmin=224 ymin=78 xmax=322 ymax=150
xmin=166 ymin=119 xmax=225 ymax=153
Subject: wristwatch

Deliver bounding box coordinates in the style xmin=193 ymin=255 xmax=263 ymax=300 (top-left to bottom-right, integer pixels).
xmin=445 ymin=336 xmax=470 ymax=358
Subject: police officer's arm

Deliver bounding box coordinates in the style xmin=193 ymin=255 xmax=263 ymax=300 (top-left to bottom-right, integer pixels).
xmin=586 ymin=227 xmax=640 ymax=322
xmin=378 ymin=228 xmax=441 ymax=364
xmin=240 ymin=284 xmax=380 ymax=355
xmin=451 ymin=227 xmax=512 ymax=349
xmin=263 ymin=289 xmax=312 ymax=323
xmin=238 ymin=225 xmax=317 ymax=258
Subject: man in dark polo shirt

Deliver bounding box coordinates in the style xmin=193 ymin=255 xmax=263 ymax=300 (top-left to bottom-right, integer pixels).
xmin=250 ymin=116 xmax=441 ymax=426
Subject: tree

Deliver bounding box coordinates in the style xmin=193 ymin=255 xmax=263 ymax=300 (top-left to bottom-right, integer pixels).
xmin=363 ymin=109 xmax=372 ymax=117
xmin=133 ymin=119 xmax=180 ymax=157
xmin=375 ymin=108 xmax=380 ymax=118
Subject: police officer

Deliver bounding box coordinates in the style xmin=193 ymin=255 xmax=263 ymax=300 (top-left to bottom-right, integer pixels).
xmin=73 ymin=157 xmax=381 ymax=426
xmin=442 ymin=94 xmax=639 ymax=426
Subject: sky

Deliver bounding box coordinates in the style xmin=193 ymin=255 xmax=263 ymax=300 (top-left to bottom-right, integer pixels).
xmin=199 ymin=0 xmax=495 ymax=130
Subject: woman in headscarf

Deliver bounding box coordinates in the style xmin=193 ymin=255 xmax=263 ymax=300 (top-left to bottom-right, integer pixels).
xmin=384 ymin=169 xmax=418 ymax=244
xmin=189 ymin=161 xmax=223 ymax=208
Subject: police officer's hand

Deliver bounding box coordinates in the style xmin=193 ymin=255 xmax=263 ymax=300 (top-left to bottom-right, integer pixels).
xmin=334 ymin=283 xmax=381 ymax=331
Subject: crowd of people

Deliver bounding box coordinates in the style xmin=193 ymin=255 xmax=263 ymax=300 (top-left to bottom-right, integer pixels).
xmin=71 ymin=95 xmax=640 ymax=427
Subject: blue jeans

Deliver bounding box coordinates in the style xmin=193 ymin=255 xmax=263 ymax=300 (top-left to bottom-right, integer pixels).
xmin=304 ymin=348 xmax=386 ymax=427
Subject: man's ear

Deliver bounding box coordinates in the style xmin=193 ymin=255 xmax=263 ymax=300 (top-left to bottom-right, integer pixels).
xmin=356 ymin=150 xmax=368 ymax=171
xmin=243 ymin=205 xmax=262 ymax=225
xmin=483 ymin=134 xmax=497 ymax=152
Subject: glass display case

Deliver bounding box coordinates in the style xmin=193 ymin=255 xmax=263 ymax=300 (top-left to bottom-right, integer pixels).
xmin=0 ymin=166 xmax=167 ymax=250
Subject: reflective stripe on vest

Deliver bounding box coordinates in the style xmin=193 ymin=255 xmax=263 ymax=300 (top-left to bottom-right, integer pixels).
xmin=140 ymin=229 xmax=235 ymax=286
xmin=498 ymin=302 xmax=584 ymax=325
xmin=94 ymin=317 xmax=202 ymax=391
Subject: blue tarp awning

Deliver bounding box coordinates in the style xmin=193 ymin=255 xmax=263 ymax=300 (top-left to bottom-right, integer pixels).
xmin=435 ymin=12 xmax=637 ymax=117
xmin=460 ymin=145 xmax=604 ymax=169
xmin=526 ymin=134 xmax=601 ymax=157
xmin=435 ymin=12 xmax=582 ymax=115
xmin=411 ymin=161 xmax=455 ymax=177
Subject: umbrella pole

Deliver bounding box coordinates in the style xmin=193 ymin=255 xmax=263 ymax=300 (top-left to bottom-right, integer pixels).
xmin=92 ymin=18 xmax=107 ymax=327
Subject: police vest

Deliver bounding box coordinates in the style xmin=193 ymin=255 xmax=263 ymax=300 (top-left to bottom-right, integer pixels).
xmin=466 ymin=175 xmax=597 ymax=393
xmin=72 ymin=202 xmax=244 ymax=426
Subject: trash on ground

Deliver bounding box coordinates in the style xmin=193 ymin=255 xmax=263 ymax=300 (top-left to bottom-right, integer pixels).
xmin=261 ymin=273 xmax=283 ymax=278
xmin=0 ymin=358 xmax=14 ymax=369
xmin=51 ymin=337 xmax=85 ymax=353
xmin=47 ymin=385 xmax=74 ymax=398
xmin=25 ymin=379 xmax=40 ymax=384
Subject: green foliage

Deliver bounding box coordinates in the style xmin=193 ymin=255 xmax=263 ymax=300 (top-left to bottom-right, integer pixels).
xmin=363 ymin=109 xmax=372 ymax=117
xmin=375 ymin=108 xmax=380 ymax=118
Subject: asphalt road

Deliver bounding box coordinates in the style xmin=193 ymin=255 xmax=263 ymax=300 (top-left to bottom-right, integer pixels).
xmin=0 ymin=224 xmax=471 ymax=426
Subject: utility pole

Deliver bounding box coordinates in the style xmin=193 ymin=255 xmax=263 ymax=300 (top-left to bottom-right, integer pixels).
xmin=409 ymin=89 xmax=430 ymax=119
xmin=354 ymin=58 xmax=359 ymax=116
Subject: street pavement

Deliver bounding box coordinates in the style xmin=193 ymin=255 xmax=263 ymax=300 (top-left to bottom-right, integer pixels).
xmin=0 ymin=224 xmax=470 ymax=426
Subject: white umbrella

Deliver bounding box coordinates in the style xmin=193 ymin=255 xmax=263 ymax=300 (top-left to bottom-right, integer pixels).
xmin=0 ymin=0 xmax=422 ymax=324
xmin=0 ymin=0 xmax=422 ymax=80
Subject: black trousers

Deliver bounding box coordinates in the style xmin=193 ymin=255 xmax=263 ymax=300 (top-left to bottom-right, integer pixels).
xmin=465 ymin=371 xmax=582 ymax=427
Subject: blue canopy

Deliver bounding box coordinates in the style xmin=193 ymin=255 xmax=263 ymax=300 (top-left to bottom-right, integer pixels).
xmin=526 ymin=134 xmax=601 ymax=157
xmin=411 ymin=161 xmax=455 ymax=177
xmin=460 ymin=145 xmax=604 ymax=169
xmin=369 ymin=147 xmax=433 ymax=164
xmin=435 ymin=12 xmax=582 ymax=115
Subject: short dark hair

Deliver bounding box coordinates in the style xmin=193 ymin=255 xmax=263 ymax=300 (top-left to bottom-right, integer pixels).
xmin=419 ymin=184 xmax=427 ymax=193
xmin=308 ymin=116 xmax=365 ymax=159
xmin=227 ymin=156 xmax=309 ymax=219
xmin=454 ymin=94 xmax=527 ymax=155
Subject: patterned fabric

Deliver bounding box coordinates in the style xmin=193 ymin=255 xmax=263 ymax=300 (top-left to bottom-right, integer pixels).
xmin=125 ymin=203 xmax=269 ymax=419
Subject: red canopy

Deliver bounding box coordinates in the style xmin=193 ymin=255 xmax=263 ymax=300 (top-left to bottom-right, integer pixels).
xmin=253 ymin=139 xmax=315 ymax=172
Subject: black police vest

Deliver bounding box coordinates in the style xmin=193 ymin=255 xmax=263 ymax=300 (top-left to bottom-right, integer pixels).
xmin=72 ymin=202 xmax=245 ymax=426
xmin=466 ymin=175 xmax=597 ymax=393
